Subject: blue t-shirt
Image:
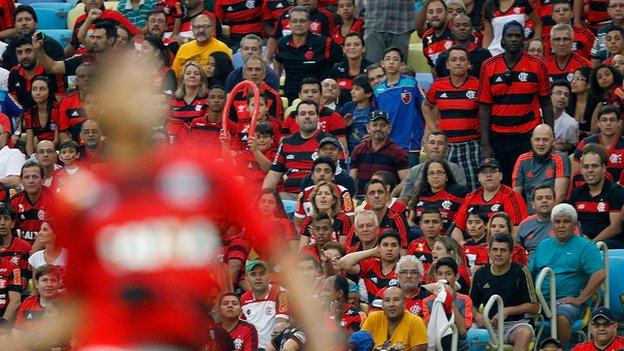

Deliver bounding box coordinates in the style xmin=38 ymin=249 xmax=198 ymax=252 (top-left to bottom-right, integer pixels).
xmin=529 ymin=235 xmax=603 ymax=302
xmin=373 ymin=76 xmax=425 ymax=152
xmin=341 ymin=101 xmax=373 ymax=153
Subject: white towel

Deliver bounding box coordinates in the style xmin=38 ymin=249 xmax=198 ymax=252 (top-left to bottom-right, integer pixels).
xmin=427 ymin=280 xmax=454 ymax=350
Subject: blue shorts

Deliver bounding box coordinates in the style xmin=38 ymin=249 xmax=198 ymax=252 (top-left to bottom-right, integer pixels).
xmin=556 ymin=303 xmax=582 ymax=324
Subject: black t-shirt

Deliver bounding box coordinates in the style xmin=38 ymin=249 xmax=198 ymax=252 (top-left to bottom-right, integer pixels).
xmin=64 ymin=54 xmax=93 ymax=76
xmin=1 ymin=36 xmax=64 ymax=70
xmin=568 ymin=180 xmax=624 ymax=240
xmin=469 ymin=262 xmax=537 ymax=321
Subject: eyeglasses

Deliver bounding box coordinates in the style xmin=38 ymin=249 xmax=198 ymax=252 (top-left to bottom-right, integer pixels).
xmin=290 ymin=18 xmax=308 ymax=24
xmin=427 ymin=170 xmax=446 ymax=177
xmin=591 ymin=321 xmax=615 ymax=329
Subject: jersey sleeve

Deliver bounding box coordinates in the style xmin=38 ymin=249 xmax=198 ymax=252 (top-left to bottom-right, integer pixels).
xmin=511 ymin=159 xmax=525 ymax=188
xmin=52 ymin=106 xmax=69 ymax=132
xmin=477 ymin=64 xmax=493 ymax=104
xmin=536 ymin=61 xmax=550 ymax=97
xmin=426 ymin=82 xmax=438 ymax=105
xmin=326 ymin=112 xmax=346 ymax=137
xmin=275 ymin=289 xmax=290 ymax=320
xmin=294 ymin=190 xmax=307 ymax=218
xmin=270 ymin=140 xmax=287 ymax=173
xmin=517 ymin=266 xmax=538 ymax=306
xmin=506 ymin=192 xmax=529 ymax=226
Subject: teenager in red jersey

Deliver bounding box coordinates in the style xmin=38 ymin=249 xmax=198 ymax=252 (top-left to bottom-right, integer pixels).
xmin=10 ymin=161 xmax=54 ymax=245
xmin=50 ymin=141 xmax=81 ymax=193
xmin=218 ymin=293 xmax=259 ymax=351
xmin=0 ymin=204 xmax=31 ymax=290
xmin=49 ymin=55 xmax=271 ymax=350
xmin=14 ymin=265 xmax=62 ymax=332
xmin=190 ymin=85 xmax=226 ymax=146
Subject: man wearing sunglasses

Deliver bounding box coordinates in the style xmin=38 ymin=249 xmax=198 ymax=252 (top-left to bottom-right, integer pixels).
xmin=572 ymin=307 xmax=624 ymax=350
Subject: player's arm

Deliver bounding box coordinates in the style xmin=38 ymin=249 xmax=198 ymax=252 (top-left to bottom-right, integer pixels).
xmin=539 ymin=95 xmax=554 ymax=129
xmin=573 ymin=0 xmax=584 ymax=26
xmin=33 ymin=36 xmax=66 ymax=75
xmin=262 ymin=170 xmax=284 ymax=190
xmin=337 ymin=246 xmax=377 ymax=275
xmin=479 ymin=103 xmax=493 ymax=158
xmin=554 ymin=177 xmax=568 ymax=204
xmin=264 ymin=38 xmax=278 ymax=63
xmin=78 ymin=9 xmax=102 ymax=46
xmin=593 ymin=212 xmax=623 ymax=242
xmin=421 ymin=100 xmax=439 ymax=130
xmin=2 ymin=290 xmax=21 ymax=322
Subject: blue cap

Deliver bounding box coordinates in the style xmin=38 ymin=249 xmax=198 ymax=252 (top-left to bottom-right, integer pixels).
xmin=348 ymin=331 xmax=374 ymax=351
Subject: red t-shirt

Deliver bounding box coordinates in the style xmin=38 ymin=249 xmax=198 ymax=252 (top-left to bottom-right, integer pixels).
xmin=454 ymin=185 xmax=528 ymax=231
xmin=572 ymin=336 xmax=624 ymax=351
xmin=9 ymin=189 xmax=55 ymax=244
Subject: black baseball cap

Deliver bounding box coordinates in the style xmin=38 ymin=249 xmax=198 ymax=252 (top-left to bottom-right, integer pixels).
xmin=591 ymin=306 xmax=616 ymax=323
xmin=478 ymin=158 xmax=501 ymax=172
xmin=319 ymin=137 xmax=341 ymax=149
xmin=369 ymin=110 xmax=389 ymax=123
xmin=539 ymin=337 xmax=563 ymax=349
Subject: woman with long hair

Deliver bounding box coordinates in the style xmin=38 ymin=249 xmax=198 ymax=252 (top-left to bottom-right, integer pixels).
xmin=428 ymin=235 xmax=471 ymax=294
xmin=486 ymin=212 xmax=528 ymax=265
xmin=140 ymin=35 xmax=177 ymax=95
xmin=256 ymin=188 xmax=297 ymax=256
xmin=330 ymin=33 xmax=370 ymax=106
xmin=408 ymin=160 xmax=467 ymax=233
xmin=23 ymin=76 xmax=70 ymax=155
xmin=567 ymin=67 xmax=599 ymax=139
xmin=298 ymin=180 xmax=352 ymax=251
xmin=589 ymin=64 xmax=624 ymax=131
xmin=205 ymin=51 xmax=234 ymax=88
xmin=168 ymin=61 xmax=208 ymax=127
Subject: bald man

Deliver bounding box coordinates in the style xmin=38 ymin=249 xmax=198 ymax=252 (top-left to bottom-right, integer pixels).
xmin=511 ymin=124 xmax=570 ymax=213
xmin=361 ymin=287 xmax=428 ymax=351
xmin=35 ymin=140 xmax=58 ymax=187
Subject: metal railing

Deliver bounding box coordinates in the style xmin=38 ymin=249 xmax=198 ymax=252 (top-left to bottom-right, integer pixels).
xmin=483 ymin=294 xmax=504 ymax=351
xmin=597 ymin=241 xmax=610 ymax=308
xmin=536 ymin=267 xmax=557 ymax=339
xmin=435 ymin=320 xmax=458 ymax=351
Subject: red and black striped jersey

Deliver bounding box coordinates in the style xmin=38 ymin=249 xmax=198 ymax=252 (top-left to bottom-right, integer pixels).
xmin=156 ymin=0 xmax=184 ymax=32
xmin=0 ymin=237 xmax=32 ymax=288
xmin=422 ymin=25 xmax=455 ymax=68
xmin=477 ymin=53 xmax=550 ymax=134
xmin=411 ymin=184 xmax=467 ymax=232
xmin=427 ymin=76 xmax=481 ymax=143
xmin=344 ymin=209 xmax=409 ymax=248
xmin=10 ymin=189 xmax=55 ymax=244
xmin=543 ymin=24 xmax=595 ymax=59
xmin=407 ymin=237 xmax=434 ymax=273
xmin=328 ymin=58 xmax=371 ymax=106
xmin=233 ymin=148 xmax=278 ymax=188
xmin=574 ymin=133 xmax=624 ymax=182
xmin=569 ymin=180 xmax=624 ymax=240
xmin=454 ymin=184 xmax=529 ymax=231
xmin=23 ymin=103 xmax=68 ymax=141
xmin=271 ymin=6 xmax=335 ymax=40
xmin=331 ymin=17 xmax=365 ymax=45
xmin=295 ymin=183 xmax=354 ymax=219
xmin=214 ymin=0 xmax=263 ymax=36
xmin=282 ymin=107 xmax=346 ymax=138
xmin=262 ymin=0 xmax=290 ymax=23
xmin=189 ymin=117 xmax=222 ymax=146
xmin=228 ymin=82 xmax=283 ymax=123
xmin=300 ymin=212 xmax=352 ymax=243
xmin=59 ymin=91 xmax=86 ymax=128
xmin=358 ymin=257 xmax=398 ymax=304
xmin=8 ymin=65 xmax=66 ymax=109
xmin=585 ymin=0 xmax=610 ymax=31
xmin=220 ymin=320 xmax=258 ymax=351
xmin=0 ymin=0 xmax=15 ymax=32
xmin=169 ymin=93 xmax=209 ymax=125
xmin=226 ymin=117 xmax=281 ymax=151
xmin=0 ymin=260 xmax=21 ymax=313
xmin=534 ymin=0 xmax=557 ymax=37
xmin=544 ymin=52 xmax=591 ymax=83
xmin=270 ymin=130 xmax=335 ymax=193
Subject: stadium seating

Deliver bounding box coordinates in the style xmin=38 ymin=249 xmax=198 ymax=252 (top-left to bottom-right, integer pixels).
xmin=18 ymin=0 xmax=64 ymax=5
xmin=609 ymin=249 xmax=624 ymax=318
xmin=68 ymin=2 xmax=119 ymax=30
xmin=33 ymin=7 xmax=69 ymax=30
xmin=41 ymin=29 xmax=72 ymax=47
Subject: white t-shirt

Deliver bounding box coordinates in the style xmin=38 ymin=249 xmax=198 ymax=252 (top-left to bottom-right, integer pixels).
xmin=554 ymin=112 xmax=579 ymax=145
xmin=28 ymin=248 xmax=68 ymax=270
xmin=0 ymin=146 xmax=25 ymax=178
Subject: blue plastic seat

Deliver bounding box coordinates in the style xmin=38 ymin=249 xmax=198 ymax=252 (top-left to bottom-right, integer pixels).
xmin=34 ymin=7 xmax=68 ymax=29
xmin=40 ymin=29 xmax=72 ymax=48
xmin=18 ymin=0 xmax=65 ymax=5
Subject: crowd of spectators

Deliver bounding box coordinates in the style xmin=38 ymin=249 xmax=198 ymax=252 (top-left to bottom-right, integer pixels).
xmin=0 ymin=0 xmax=623 ymax=350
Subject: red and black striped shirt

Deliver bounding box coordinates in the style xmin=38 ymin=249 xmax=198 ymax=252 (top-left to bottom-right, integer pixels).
xmin=0 ymin=261 xmax=21 ymax=314
xmin=407 ymin=237 xmax=434 ymax=273
xmin=331 ymin=17 xmax=365 ymax=45
xmin=262 ymin=0 xmax=290 ymax=24
xmin=568 ymin=181 xmax=624 ymax=240
xmin=411 ymin=184 xmax=468 ymax=232
xmin=59 ymin=91 xmax=86 ymax=128
xmin=427 ymin=76 xmax=481 ymax=143
xmin=169 ymin=93 xmax=209 ymax=126
xmin=454 ymin=184 xmax=529 ymax=231
xmin=282 ymin=107 xmax=346 ymax=138
xmin=214 ymin=0 xmax=263 ymax=36
xmin=544 ymin=52 xmax=591 ymax=83
xmin=358 ymin=258 xmax=398 ymax=303
xmin=574 ymin=133 xmax=624 ymax=182
xmin=344 ymin=209 xmax=409 ymax=248
xmin=220 ymin=320 xmax=258 ymax=351
xmin=270 ymin=130 xmax=335 ymax=193
xmin=23 ymin=103 xmax=68 ymax=141
xmin=189 ymin=117 xmax=222 ymax=146
xmin=228 ymin=82 xmax=283 ymax=123
xmin=478 ymin=53 xmax=550 ymax=134
xmin=422 ymin=25 xmax=455 ymax=68
xmin=300 ymin=212 xmax=352 ymax=243
xmin=543 ymin=25 xmax=595 ymax=59
xmin=586 ymin=0 xmax=610 ymax=31
xmin=271 ymin=6 xmax=335 ymax=40
xmin=8 ymin=65 xmax=66 ymax=109
xmin=9 ymin=189 xmax=55 ymax=244
xmin=0 ymin=237 xmax=32 ymax=288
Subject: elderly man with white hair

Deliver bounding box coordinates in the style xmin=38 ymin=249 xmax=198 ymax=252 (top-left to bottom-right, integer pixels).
xmin=395 ymin=255 xmax=429 ymax=317
xmin=529 ymin=203 xmax=606 ymax=349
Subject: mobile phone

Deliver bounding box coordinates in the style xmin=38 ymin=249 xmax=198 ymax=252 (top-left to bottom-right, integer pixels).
xmin=34 ymin=31 xmax=43 ymax=41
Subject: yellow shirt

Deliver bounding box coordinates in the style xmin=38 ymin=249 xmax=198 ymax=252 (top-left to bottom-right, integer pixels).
xmin=361 ymin=310 xmax=428 ymax=350
xmin=171 ymin=38 xmax=232 ymax=77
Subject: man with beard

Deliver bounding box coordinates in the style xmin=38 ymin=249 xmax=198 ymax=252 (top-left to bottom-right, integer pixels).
xmin=361 ymin=287 xmax=427 ymax=350
xmin=218 ymin=293 xmax=258 ymax=351
xmin=139 ymin=11 xmax=180 ymax=54
xmin=262 ymin=99 xmax=335 ymax=199
xmin=572 ymin=307 xmax=624 ymax=351
xmin=478 ymin=21 xmax=553 ymax=185
xmin=530 ymin=204 xmax=606 ymax=348
xmin=1 ymin=5 xmax=64 ymax=71
xmin=78 ymin=119 xmax=105 ymax=165
xmin=420 ymin=0 xmax=454 ymax=69
xmin=8 ymin=35 xmax=66 ymax=109
xmin=511 ymin=124 xmax=570 ymax=213
xmin=434 ymin=14 xmax=491 ymax=78
xmin=569 ymin=143 xmax=624 ymax=248
xmin=34 ymin=21 xmax=118 ymax=76
xmin=350 ymin=110 xmax=409 ymax=196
